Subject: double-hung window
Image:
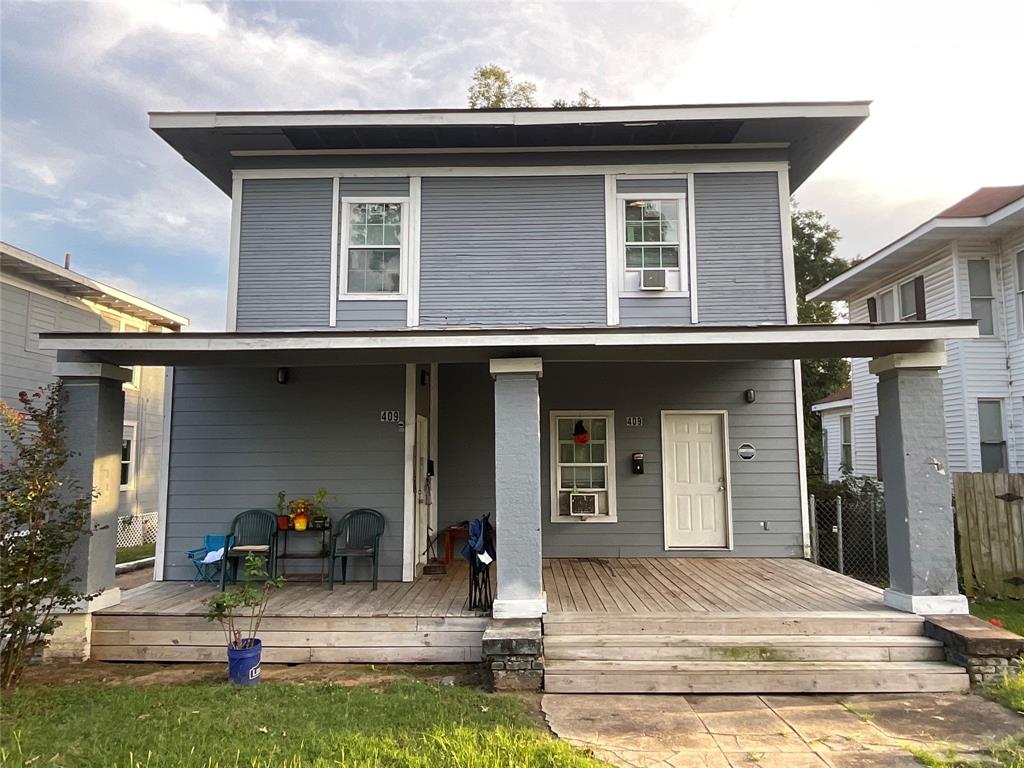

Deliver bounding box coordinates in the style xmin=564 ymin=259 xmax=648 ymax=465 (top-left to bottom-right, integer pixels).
xmin=876 ymin=287 xmax=896 ymax=322
xmin=840 ymin=414 xmax=853 ymax=472
xmin=121 ymin=422 xmax=137 ymax=491
xmin=619 ymin=195 xmax=687 ymax=294
xmin=967 ymin=259 xmax=995 ymax=335
xmin=341 ymin=200 xmax=407 ymax=297
xmin=550 ymin=411 xmax=617 ymax=522
xmin=1015 ymin=249 xmax=1024 ymax=332
xmin=898 ymin=279 xmax=918 ymax=321
xmin=978 ymin=399 xmax=1006 ymax=472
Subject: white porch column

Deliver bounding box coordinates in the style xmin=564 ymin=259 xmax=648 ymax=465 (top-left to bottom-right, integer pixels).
xmin=870 ymin=347 xmax=968 ymax=615
xmin=489 ymin=357 xmax=546 ymax=619
xmin=46 ymin=362 xmax=131 ymax=659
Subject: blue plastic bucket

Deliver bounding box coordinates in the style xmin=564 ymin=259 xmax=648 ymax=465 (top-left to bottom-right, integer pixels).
xmin=227 ymin=639 xmax=262 ymax=686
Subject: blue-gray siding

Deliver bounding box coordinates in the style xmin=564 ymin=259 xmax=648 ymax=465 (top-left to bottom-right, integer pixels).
xmin=694 ymin=172 xmax=786 ymax=323
xmin=618 ymin=297 xmax=691 ymax=326
xmin=438 ymin=360 xmax=802 ymax=558
xmin=163 ymin=365 xmax=407 ymax=581
xmin=419 ymin=176 xmax=607 ymax=326
xmin=236 ymin=178 xmax=334 ymax=330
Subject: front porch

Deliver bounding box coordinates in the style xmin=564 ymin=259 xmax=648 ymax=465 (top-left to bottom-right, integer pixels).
xmin=92 ymin=557 xmax=965 ymax=692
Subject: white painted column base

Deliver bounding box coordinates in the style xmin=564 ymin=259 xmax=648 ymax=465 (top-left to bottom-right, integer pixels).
xmin=492 ymin=594 xmax=548 ymax=619
xmin=884 ymin=588 xmax=969 ymax=615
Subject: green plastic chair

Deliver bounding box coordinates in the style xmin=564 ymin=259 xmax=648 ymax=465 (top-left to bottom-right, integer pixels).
xmin=328 ymin=508 xmax=386 ymax=591
xmin=220 ymin=509 xmax=277 ymax=591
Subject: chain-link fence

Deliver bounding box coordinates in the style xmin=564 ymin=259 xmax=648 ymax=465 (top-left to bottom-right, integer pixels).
xmin=809 ymin=494 xmax=888 ymax=587
xmin=116 ymin=512 xmax=158 ymax=550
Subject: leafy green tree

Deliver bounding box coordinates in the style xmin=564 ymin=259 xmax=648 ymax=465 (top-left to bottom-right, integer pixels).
xmin=467 ymin=64 xmax=538 ymax=109
xmin=793 ymin=206 xmax=851 ymax=483
xmin=467 ymin=65 xmax=599 ymax=108
xmin=0 ymin=383 xmax=97 ymax=688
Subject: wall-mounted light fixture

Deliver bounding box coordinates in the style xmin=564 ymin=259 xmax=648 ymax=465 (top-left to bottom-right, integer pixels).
xmin=276 ymin=367 xmax=289 ymax=385
xmin=744 ymin=388 xmax=756 ymax=404
xmin=420 ymin=369 xmax=430 ymax=387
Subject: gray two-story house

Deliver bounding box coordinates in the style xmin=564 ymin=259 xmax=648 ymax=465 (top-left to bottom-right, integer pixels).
xmin=42 ymin=103 xmax=981 ymax=693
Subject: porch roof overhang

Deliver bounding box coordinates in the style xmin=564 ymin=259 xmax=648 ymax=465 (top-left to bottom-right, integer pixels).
xmin=40 ymin=320 xmax=977 ymax=368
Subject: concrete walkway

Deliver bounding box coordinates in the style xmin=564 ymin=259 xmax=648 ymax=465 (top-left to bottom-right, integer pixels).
xmin=543 ymin=692 xmax=1023 ymax=767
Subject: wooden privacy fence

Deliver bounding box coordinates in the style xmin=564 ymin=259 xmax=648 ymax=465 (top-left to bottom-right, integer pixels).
xmin=952 ymin=472 xmax=1024 ymax=599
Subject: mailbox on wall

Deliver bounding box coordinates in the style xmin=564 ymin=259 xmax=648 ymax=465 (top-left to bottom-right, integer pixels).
xmin=631 ymin=452 xmax=645 ymax=474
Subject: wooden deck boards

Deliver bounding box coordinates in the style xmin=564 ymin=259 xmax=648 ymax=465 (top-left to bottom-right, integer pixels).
xmin=542 ymin=558 xmax=889 ymax=617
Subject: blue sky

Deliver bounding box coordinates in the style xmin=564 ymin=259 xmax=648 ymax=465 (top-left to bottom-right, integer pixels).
xmin=2 ymin=0 xmax=1022 ymax=329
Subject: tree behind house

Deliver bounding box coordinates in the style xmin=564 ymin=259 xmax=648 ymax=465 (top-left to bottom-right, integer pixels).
xmin=793 ymin=207 xmax=851 ymax=483
xmin=467 ymin=64 xmax=599 ymax=108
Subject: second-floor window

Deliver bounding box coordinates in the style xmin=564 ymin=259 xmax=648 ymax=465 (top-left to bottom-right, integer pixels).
xmin=1016 ymin=249 xmax=1024 ymax=332
xmin=341 ymin=200 xmax=407 ymax=297
xmin=619 ymin=195 xmax=687 ymax=294
xmin=967 ymin=259 xmax=994 ymax=335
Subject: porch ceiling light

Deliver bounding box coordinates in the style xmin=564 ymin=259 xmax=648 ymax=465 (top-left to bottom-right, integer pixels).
xmin=276 ymin=367 xmax=289 ymax=385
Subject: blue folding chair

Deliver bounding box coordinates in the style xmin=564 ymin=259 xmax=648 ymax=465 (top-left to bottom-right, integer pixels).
xmin=186 ymin=534 xmax=227 ymax=585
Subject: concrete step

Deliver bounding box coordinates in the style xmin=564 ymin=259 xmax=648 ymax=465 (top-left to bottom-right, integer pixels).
xmin=542 ymin=612 xmax=926 ymax=637
xmin=543 ymin=634 xmax=947 ymax=662
xmin=543 ymin=659 xmax=970 ymax=694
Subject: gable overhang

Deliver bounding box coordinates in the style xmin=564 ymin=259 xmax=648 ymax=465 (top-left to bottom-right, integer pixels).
xmin=808 ymin=195 xmax=1024 ymax=302
xmin=149 ymin=102 xmax=870 ymax=195
xmin=810 ymin=398 xmax=853 ymax=413
xmin=40 ymin=320 xmax=975 ymax=368
xmin=1 ymin=242 xmax=189 ymax=330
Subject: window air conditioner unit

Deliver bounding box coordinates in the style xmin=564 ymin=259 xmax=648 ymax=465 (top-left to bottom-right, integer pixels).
xmin=569 ymin=492 xmax=599 ymax=517
xmin=640 ymin=268 xmax=667 ymax=291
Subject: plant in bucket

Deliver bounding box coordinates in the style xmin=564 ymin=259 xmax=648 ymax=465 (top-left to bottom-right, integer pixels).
xmin=205 ymin=553 xmax=284 ymax=686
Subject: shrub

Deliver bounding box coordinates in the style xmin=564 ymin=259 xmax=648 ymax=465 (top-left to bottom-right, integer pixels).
xmin=0 ymin=384 xmax=98 ymax=688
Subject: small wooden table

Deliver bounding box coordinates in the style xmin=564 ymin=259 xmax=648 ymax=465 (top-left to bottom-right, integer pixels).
xmin=438 ymin=523 xmax=469 ymax=565
xmin=275 ymin=522 xmax=333 ymax=582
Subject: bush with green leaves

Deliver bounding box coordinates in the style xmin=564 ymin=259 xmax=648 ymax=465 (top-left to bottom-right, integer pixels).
xmin=205 ymin=553 xmax=284 ymax=649
xmin=0 ymin=383 xmax=97 ymax=688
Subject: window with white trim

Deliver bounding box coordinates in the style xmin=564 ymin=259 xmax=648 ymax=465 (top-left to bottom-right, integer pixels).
xmin=978 ymin=399 xmax=1006 ymax=473
xmin=341 ymin=200 xmax=407 ymax=297
xmin=618 ymin=195 xmax=688 ymax=294
xmin=898 ymin=279 xmax=918 ymax=321
xmin=1015 ymin=249 xmax=1024 ymax=332
xmin=550 ymin=411 xmax=617 ymax=522
xmin=967 ymin=259 xmax=995 ymax=335
xmin=875 ymin=286 xmax=896 ymax=323
xmin=121 ymin=423 xmax=137 ymax=491
xmin=840 ymin=414 xmax=852 ymax=471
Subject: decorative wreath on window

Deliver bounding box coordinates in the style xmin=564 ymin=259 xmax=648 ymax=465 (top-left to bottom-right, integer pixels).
xmin=572 ymin=420 xmax=590 ymax=445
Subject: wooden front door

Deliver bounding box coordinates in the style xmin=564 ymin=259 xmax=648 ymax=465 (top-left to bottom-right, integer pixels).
xmin=662 ymin=411 xmax=730 ymax=549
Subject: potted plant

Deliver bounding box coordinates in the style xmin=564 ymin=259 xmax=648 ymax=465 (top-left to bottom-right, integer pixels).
xmin=309 ymin=487 xmax=330 ymax=530
xmin=275 ymin=491 xmax=291 ymax=531
xmin=205 ymin=553 xmax=284 ymax=686
xmin=288 ymin=497 xmax=312 ymax=531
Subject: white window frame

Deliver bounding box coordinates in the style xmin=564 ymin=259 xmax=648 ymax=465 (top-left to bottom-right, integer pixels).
xmin=121 ymin=421 xmax=137 ymax=491
xmin=967 ymin=258 xmax=996 ymax=336
xmin=616 ymin=192 xmax=689 ymax=298
xmin=840 ymin=414 xmax=853 ymax=471
xmin=549 ymin=410 xmax=618 ymax=523
xmin=898 ymin=278 xmax=919 ymax=321
xmin=875 ymin=285 xmax=897 ymax=323
xmin=977 ymin=398 xmax=1007 ymax=473
xmin=338 ymin=196 xmax=410 ymax=300
xmin=1015 ymin=248 xmax=1024 ymax=333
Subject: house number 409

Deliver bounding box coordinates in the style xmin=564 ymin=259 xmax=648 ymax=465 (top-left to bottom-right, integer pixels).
xmin=625 ymin=416 xmax=644 ymax=427
xmin=380 ymin=410 xmax=401 ymax=423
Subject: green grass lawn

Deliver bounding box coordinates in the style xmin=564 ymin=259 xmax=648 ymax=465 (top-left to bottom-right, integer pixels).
xmin=0 ymin=680 xmax=609 ymax=768
xmin=970 ymin=596 xmax=1024 ymax=636
xmin=116 ymin=543 xmax=156 ymax=564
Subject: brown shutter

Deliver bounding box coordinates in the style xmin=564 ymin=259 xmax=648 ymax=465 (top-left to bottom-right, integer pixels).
xmin=867 ymin=297 xmax=877 ymax=322
xmin=914 ymin=275 xmax=927 ymax=320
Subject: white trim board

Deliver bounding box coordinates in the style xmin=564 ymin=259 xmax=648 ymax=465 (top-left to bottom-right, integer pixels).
xmin=40 ymin=322 xmax=980 ymax=354
xmin=151 ymin=102 xmax=870 ymax=130
xmin=406 ymin=177 xmax=422 ymax=327
xmin=153 ymin=367 xmax=174 ymax=581
xmin=226 ymin=177 xmax=243 ymax=332
xmin=328 ymin=177 xmax=340 ymax=327
xmin=401 ymin=363 xmax=416 ymax=582
xmin=232 ymin=162 xmax=789 ymax=181
xmin=793 ymin=360 xmax=810 ymax=558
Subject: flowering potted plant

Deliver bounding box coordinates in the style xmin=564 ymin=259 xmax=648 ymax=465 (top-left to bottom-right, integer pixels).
xmin=205 ymin=553 xmax=284 ymax=686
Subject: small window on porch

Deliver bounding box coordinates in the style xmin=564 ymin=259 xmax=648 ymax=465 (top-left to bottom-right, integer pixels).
xmin=121 ymin=422 xmax=137 ymax=491
xmin=550 ymin=412 xmax=617 ymax=523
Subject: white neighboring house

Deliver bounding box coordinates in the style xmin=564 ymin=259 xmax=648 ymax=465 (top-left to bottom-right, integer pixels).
xmin=809 ymin=185 xmax=1024 ymax=476
xmin=811 ymin=385 xmax=852 ymax=483
xmin=0 ymin=242 xmax=189 ymax=526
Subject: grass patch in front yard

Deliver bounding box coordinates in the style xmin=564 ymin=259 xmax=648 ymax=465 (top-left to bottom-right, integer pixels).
xmin=115 ymin=543 xmax=156 ymax=564
xmin=911 ymin=736 xmax=1024 ymax=768
xmin=970 ymin=596 xmax=1024 ymax=636
xmin=0 ymin=679 xmax=609 ymax=768
xmin=981 ymin=668 xmax=1024 ymax=714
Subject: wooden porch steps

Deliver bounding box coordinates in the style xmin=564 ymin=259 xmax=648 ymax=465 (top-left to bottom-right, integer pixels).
xmin=542 ymin=612 xmax=969 ymax=693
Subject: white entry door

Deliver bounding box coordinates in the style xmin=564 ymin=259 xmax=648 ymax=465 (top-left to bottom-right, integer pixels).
xmin=662 ymin=411 xmax=730 ymax=549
